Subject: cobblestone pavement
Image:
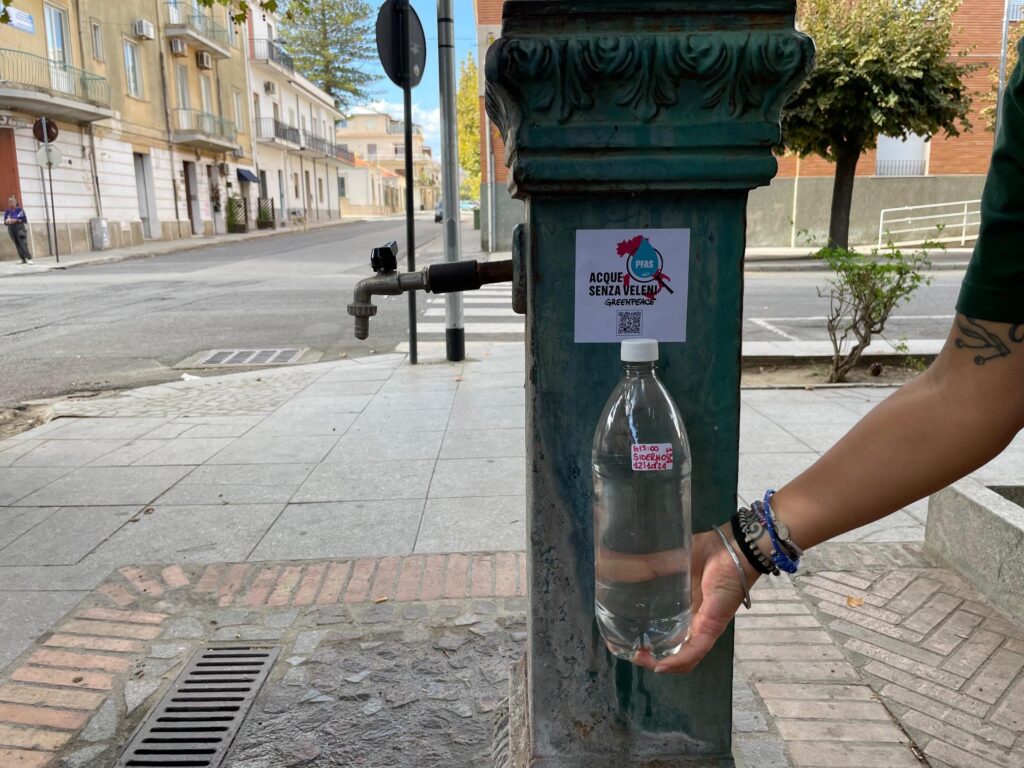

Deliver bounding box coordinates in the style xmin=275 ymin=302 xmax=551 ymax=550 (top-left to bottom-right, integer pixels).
xmin=0 ymin=545 xmax=1022 ymax=767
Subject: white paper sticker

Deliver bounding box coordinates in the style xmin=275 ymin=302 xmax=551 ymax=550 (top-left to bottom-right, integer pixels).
xmin=574 ymin=229 xmax=690 ymax=343
xmin=632 ymin=443 xmax=674 ymax=471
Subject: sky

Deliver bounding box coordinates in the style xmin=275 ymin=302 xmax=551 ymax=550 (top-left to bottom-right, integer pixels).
xmin=360 ymin=0 xmax=480 ymax=154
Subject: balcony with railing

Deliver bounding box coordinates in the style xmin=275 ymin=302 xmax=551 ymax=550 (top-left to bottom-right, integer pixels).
xmin=875 ymin=159 xmax=927 ymax=177
xmin=334 ymin=145 xmax=355 ymax=165
xmin=249 ymin=38 xmax=294 ymax=74
xmin=255 ymin=117 xmax=300 ymax=146
xmin=0 ymin=48 xmax=112 ymax=122
xmin=172 ymin=108 xmax=237 ymax=151
xmin=165 ymin=1 xmax=231 ymax=59
xmin=298 ymin=129 xmax=330 ymax=158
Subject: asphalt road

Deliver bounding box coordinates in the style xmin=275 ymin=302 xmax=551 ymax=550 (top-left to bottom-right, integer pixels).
xmin=0 ymin=218 xmax=967 ymax=407
xmin=0 ymin=216 xmax=443 ymax=408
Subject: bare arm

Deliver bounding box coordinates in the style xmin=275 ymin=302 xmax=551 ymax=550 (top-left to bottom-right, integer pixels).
xmin=650 ymin=314 xmax=1024 ymax=674
xmin=772 ymin=315 xmax=1024 ymax=550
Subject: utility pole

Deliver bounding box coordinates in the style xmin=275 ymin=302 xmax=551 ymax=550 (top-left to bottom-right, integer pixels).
xmin=437 ymin=0 xmax=465 ymax=361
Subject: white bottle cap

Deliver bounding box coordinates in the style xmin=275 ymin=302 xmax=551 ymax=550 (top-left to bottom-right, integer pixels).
xmin=621 ymin=339 xmax=659 ymax=362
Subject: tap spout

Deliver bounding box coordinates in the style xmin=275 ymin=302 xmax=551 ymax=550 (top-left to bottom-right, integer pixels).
xmin=348 ymin=269 xmax=428 ymax=340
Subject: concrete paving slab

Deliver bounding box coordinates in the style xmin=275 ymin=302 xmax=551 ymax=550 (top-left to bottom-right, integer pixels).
xmin=745 ymin=396 xmax=865 ymax=425
xmin=29 ymin=417 xmax=169 ymax=441
xmin=178 ymin=419 xmax=265 ymax=438
xmin=833 ymin=511 xmax=924 ymax=543
xmin=448 ymin=404 xmax=526 ymax=431
xmin=439 ymin=429 xmax=525 ymax=459
xmin=369 ymin=389 xmax=459 ymax=411
xmin=249 ymin=500 xmax=424 ymax=559
xmin=246 ymin=409 xmax=358 ymax=437
xmin=293 ymin=459 xmax=435 ymax=503
xmin=0 ymin=590 xmax=88 ymax=671
xmin=415 ymin=496 xmax=526 ymax=553
xmin=206 ymin=435 xmax=339 ymax=465
xmin=14 ymin=465 xmax=193 ymax=507
xmin=182 ymin=463 xmax=318 ymax=487
xmin=0 ymin=440 xmax=43 ymax=466
xmin=776 ymin=422 xmax=857 ymax=453
xmin=738 ymin=452 xmax=821 ymax=505
xmin=429 ymin=458 xmax=526 ymax=499
xmin=89 ymin=504 xmax=284 ymax=564
xmin=130 ymin=438 xmax=236 ymax=466
xmin=349 ymin=407 xmax=453 ymax=433
xmin=0 ymin=467 xmax=76 ymax=506
xmin=0 ymin=506 xmax=138 ymax=566
xmin=740 ymin=410 xmax=814 ymax=454
xmin=88 ymin=440 xmax=168 ymax=466
xmin=154 ymin=484 xmax=299 ymax=506
xmin=324 ymin=430 xmax=445 ymax=462
xmin=0 ymin=507 xmax=58 ymax=550
xmin=8 ymin=439 xmax=126 ymax=468
xmin=452 ymin=387 xmax=525 ymax=409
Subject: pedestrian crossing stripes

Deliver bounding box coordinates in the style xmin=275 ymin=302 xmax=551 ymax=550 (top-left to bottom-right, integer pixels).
xmin=417 ymin=285 xmax=523 ymax=342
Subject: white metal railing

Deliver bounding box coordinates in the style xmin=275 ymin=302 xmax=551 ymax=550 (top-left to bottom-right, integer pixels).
xmin=877 ymin=199 xmax=982 ymax=248
xmin=875 ymin=158 xmax=926 ymax=177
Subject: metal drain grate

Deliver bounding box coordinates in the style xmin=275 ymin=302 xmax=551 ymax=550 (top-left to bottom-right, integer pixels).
xmin=198 ymin=349 xmax=302 ymax=366
xmin=118 ymin=645 xmax=280 ymax=767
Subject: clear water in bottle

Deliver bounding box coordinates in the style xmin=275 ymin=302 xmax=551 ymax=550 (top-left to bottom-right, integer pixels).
xmin=593 ymin=339 xmax=692 ymax=661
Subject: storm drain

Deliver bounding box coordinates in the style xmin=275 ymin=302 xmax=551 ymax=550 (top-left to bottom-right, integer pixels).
xmin=198 ymin=349 xmax=303 ymax=366
xmin=117 ymin=645 xmax=280 ymax=767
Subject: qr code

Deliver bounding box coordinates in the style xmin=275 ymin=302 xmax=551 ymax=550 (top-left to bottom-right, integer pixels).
xmin=616 ymin=311 xmax=643 ymax=336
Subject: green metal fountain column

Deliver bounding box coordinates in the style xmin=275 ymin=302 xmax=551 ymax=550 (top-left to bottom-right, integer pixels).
xmin=485 ymin=2 xmax=812 ymax=766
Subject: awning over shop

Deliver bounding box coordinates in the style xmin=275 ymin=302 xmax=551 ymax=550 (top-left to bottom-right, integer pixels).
xmin=237 ymin=168 xmax=259 ymax=183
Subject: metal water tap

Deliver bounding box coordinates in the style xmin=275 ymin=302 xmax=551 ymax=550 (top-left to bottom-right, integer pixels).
xmin=347 ymin=240 xmax=517 ymax=340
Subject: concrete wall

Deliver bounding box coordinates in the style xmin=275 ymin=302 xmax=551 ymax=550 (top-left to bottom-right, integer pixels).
xmin=748 ymin=174 xmax=988 ymax=247
xmin=479 ymin=183 xmax=524 ymax=252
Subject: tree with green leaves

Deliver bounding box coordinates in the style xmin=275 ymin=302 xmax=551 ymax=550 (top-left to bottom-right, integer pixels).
xmin=279 ymin=0 xmax=377 ymax=110
xmin=783 ymin=0 xmax=974 ymax=249
xmin=456 ymin=52 xmax=480 ymax=200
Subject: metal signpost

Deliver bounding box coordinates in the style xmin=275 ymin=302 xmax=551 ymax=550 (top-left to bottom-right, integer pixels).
xmin=376 ymin=0 xmax=427 ymax=364
xmin=437 ymin=0 xmax=466 ymax=361
xmin=33 ymin=117 xmax=60 ymax=263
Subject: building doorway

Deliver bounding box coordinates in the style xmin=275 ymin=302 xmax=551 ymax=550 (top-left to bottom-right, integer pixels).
xmin=133 ymin=153 xmax=158 ymax=239
xmin=183 ymin=161 xmax=201 ymax=234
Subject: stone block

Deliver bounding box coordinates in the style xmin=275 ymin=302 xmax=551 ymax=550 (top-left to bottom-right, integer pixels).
xmin=926 ymin=480 xmax=1024 ymax=624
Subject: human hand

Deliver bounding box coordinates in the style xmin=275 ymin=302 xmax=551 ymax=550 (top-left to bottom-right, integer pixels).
xmin=632 ymin=528 xmax=759 ymax=674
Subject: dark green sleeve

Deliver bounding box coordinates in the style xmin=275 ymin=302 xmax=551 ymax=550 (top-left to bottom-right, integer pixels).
xmin=956 ymin=40 xmax=1024 ymax=323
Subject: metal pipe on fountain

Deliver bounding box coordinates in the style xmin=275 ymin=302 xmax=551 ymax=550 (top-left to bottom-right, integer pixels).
xmin=347 ymin=241 xmax=514 ymax=340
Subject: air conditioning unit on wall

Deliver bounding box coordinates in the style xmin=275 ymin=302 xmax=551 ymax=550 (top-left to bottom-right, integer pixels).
xmin=196 ymin=51 xmax=213 ymax=70
xmin=218 ymin=162 xmax=230 ymax=175
xmin=133 ymin=19 xmax=155 ymax=40
xmin=170 ymin=39 xmax=187 ymax=57
xmin=264 ymin=81 xmax=276 ymax=96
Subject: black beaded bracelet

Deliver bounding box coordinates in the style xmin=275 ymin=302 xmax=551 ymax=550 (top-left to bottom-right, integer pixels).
xmin=730 ymin=509 xmax=778 ymax=576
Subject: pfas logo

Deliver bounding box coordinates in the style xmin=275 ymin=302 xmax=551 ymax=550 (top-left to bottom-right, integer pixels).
xmin=616 ymin=235 xmax=674 ymax=301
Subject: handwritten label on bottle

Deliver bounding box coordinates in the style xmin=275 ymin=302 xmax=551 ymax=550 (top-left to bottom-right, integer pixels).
xmin=632 ymin=443 xmax=673 ymax=471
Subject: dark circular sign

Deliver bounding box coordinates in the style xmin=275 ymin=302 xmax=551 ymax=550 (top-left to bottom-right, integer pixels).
xmin=32 ymin=117 xmax=59 ymax=144
xmin=376 ymin=0 xmax=426 ymax=88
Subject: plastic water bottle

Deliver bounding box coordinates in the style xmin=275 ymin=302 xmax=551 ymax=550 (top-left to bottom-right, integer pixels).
xmin=592 ymin=339 xmax=693 ymax=661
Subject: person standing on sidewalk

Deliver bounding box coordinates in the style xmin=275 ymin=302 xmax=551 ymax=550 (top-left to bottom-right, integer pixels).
xmin=639 ymin=42 xmax=1024 ymax=675
xmin=4 ymin=195 xmax=33 ymax=264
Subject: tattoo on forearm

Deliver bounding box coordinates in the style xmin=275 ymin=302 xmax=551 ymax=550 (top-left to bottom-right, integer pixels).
xmin=955 ymin=317 xmax=1024 ymax=365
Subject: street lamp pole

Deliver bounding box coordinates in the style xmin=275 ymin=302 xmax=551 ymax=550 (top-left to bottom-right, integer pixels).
xmin=437 ymin=0 xmax=465 ymax=361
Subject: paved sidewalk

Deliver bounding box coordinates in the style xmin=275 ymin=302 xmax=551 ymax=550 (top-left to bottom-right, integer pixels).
xmin=0 ymin=215 xmax=395 ymax=278
xmin=0 ymin=343 xmax=1022 ymax=766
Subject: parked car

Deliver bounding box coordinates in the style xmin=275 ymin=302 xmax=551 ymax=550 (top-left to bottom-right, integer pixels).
xmin=434 ymin=201 xmax=443 ymax=223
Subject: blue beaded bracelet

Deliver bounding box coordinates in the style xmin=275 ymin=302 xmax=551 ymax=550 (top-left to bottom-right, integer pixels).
xmin=761 ymin=489 xmax=801 ymax=574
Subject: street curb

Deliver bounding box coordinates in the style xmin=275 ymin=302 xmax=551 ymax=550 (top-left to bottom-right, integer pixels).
xmin=0 ymin=217 xmax=399 ymax=276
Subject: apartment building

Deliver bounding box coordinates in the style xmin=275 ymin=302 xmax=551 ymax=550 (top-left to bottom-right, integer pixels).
xmin=0 ymin=0 xmax=257 ymax=260
xmin=335 ymin=106 xmax=440 ymax=211
xmin=247 ymin=10 xmax=351 ymax=225
xmin=473 ymin=0 xmax=1022 ymax=248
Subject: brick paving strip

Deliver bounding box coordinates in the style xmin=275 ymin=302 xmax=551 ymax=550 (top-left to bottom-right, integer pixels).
xmin=2 ymin=545 xmax=1024 ymax=766
xmin=0 ymin=553 xmax=527 ymax=767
